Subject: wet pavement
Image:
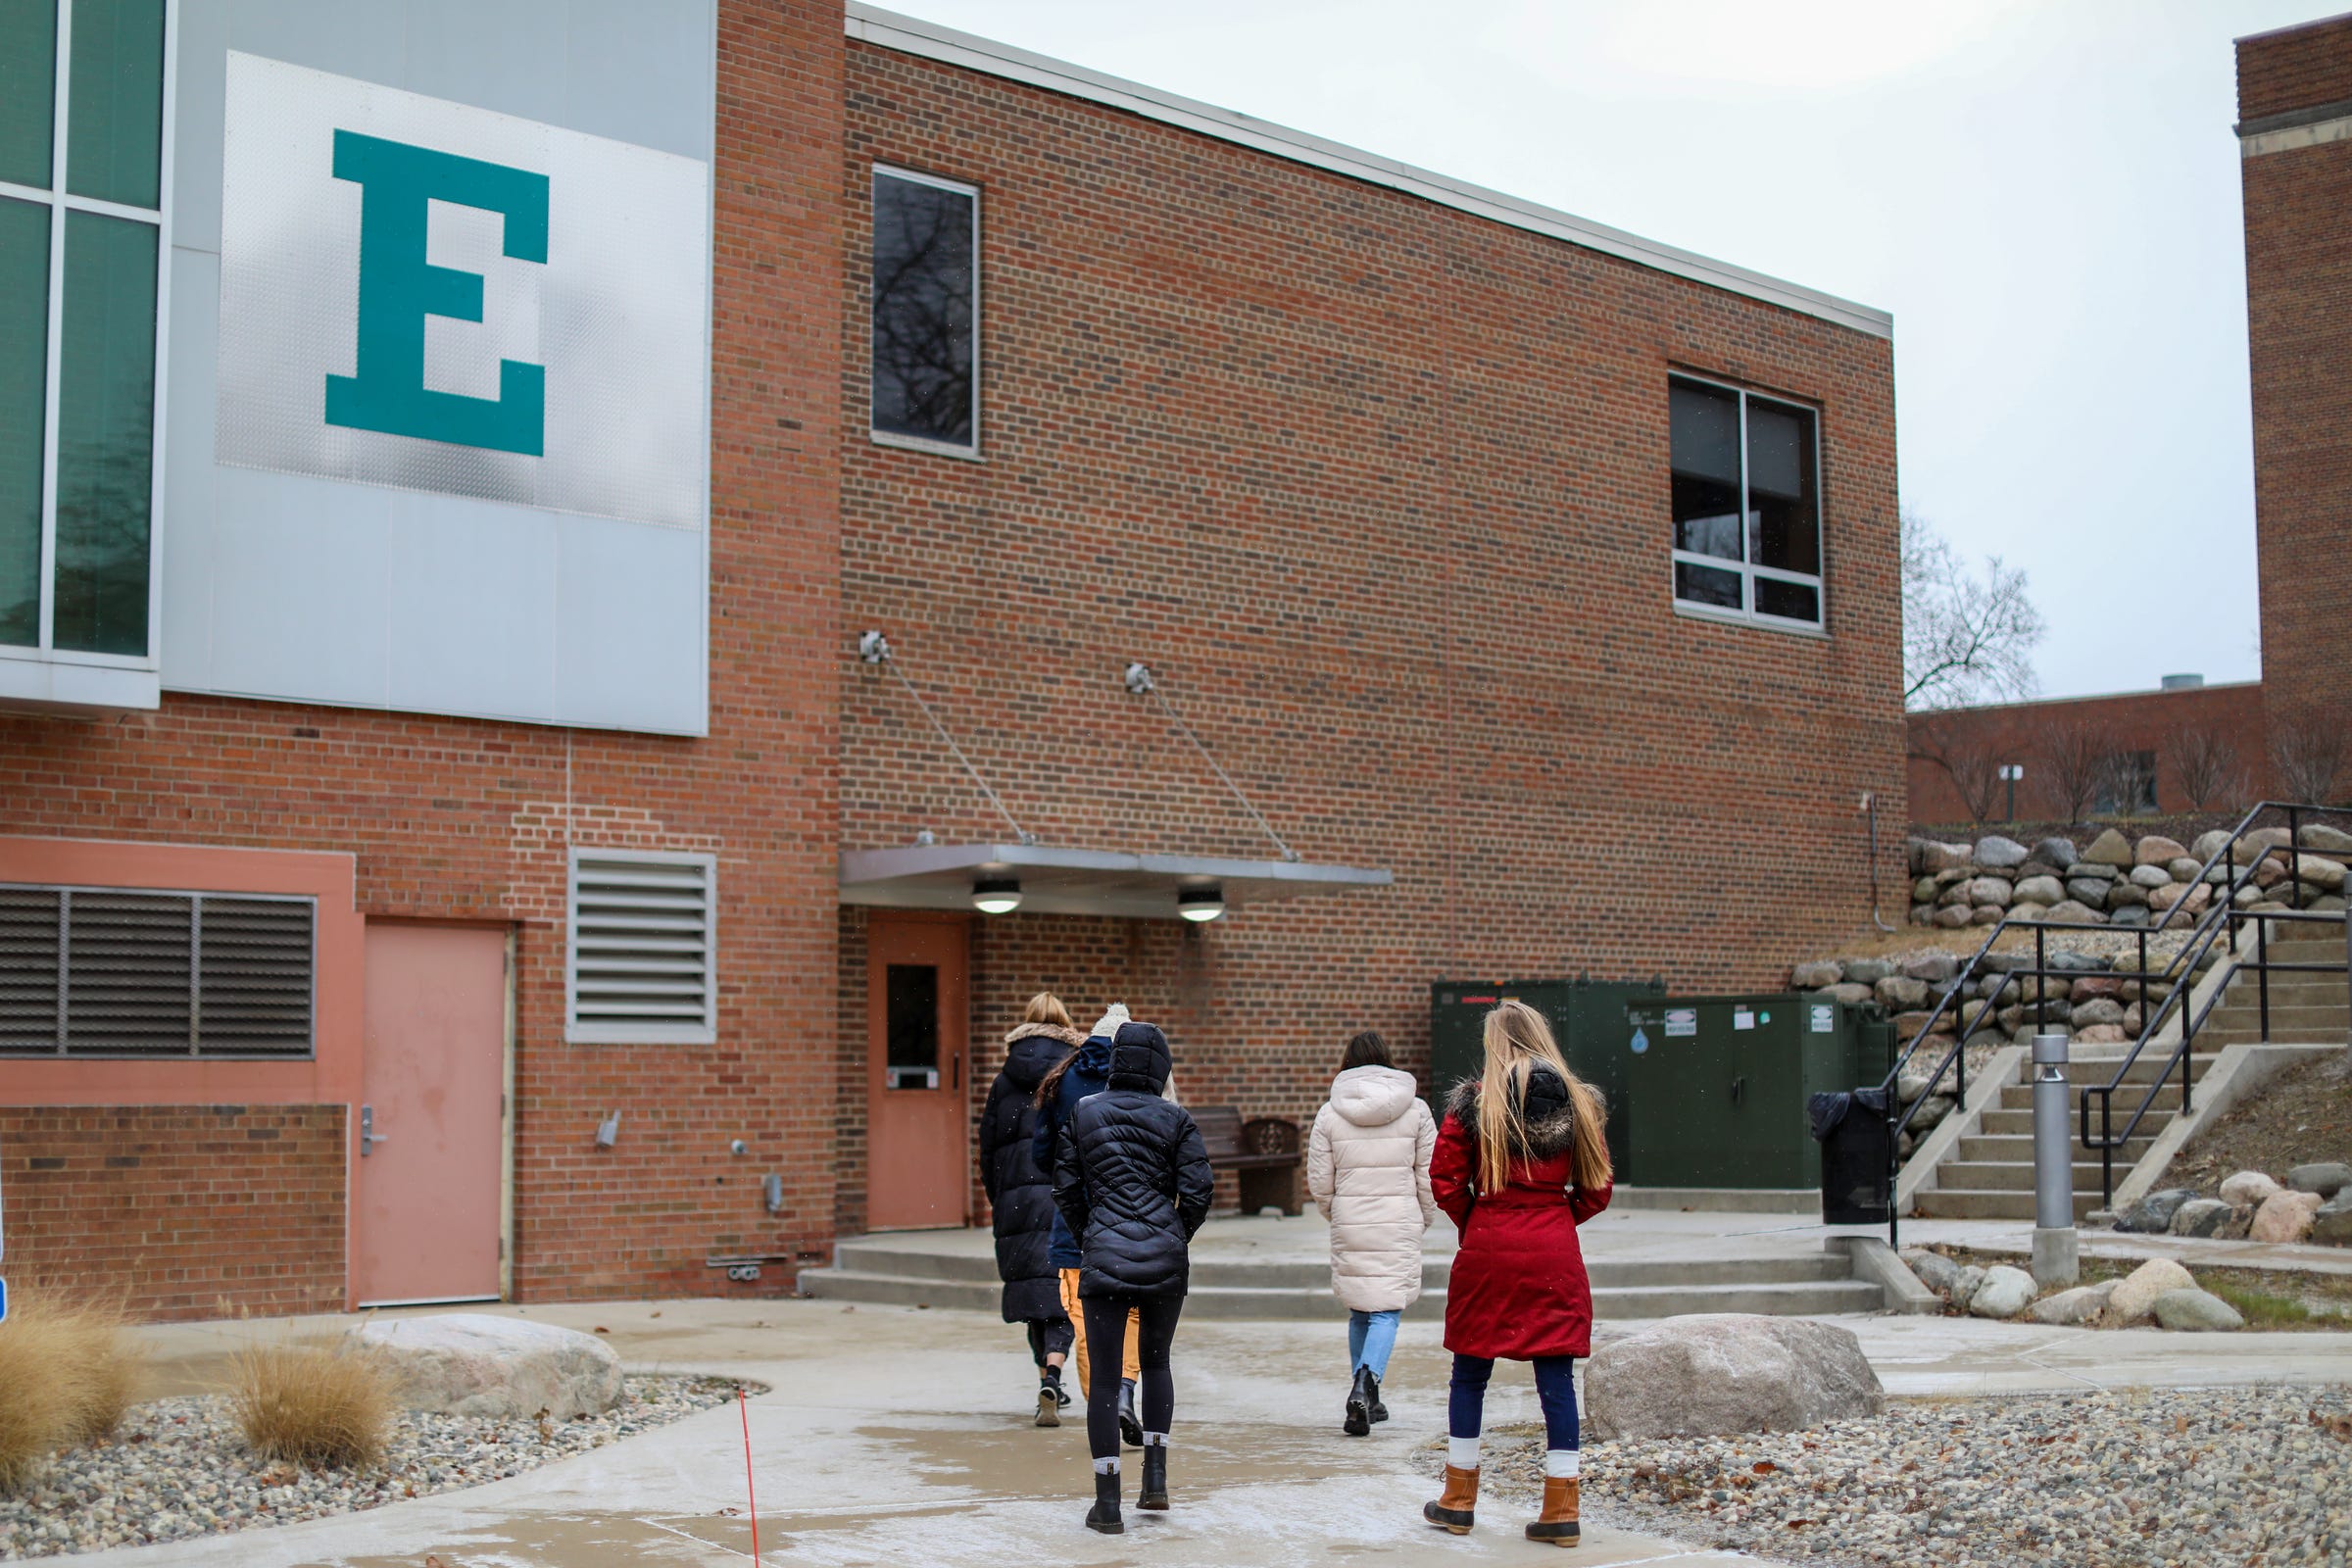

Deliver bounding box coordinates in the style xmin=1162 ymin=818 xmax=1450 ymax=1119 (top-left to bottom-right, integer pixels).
xmin=75 ymin=1208 xmax=2352 ymax=1567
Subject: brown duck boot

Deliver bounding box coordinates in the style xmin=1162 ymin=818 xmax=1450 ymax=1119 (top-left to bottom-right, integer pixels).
xmin=1526 ymin=1476 xmax=1580 ymax=1546
xmin=1423 ymin=1464 xmax=1479 ymax=1534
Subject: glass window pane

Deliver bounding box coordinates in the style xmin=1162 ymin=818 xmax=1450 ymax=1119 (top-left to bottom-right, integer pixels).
xmin=1670 ymin=379 xmax=1741 ymax=561
xmin=871 ymin=172 xmax=975 ymax=447
xmin=53 ymin=209 xmax=154 ymax=656
xmin=1675 ymin=560 xmax=1742 ymax=611
xmin=0 ymin=0 xmax=57 ymax=189
xmin=1745 ymin=397 xmax=1819 ymax=576
xmin=65 ymin=0 xmax=164 ymax=209
xmin=0 ymin=196 xmax=47 ymax=648
xmin=1754 ymin=576 xmax=1820 ymax=624
xmin=885 ymin=962 xmax=940 ymax=1089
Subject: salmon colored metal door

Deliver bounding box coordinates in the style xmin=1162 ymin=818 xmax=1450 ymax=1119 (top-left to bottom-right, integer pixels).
xmin=355 ymin=922 xmax=508 ymax=1305
xmin=865 ymin=915 xmax=970 ymax=1230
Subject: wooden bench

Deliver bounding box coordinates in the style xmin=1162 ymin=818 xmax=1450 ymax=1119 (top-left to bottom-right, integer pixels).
xmin=1196 ymin=1106 xmax=1303 ymax=1216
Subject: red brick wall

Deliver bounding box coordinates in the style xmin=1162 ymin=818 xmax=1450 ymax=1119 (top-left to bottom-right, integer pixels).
xmin=1905 ymin=683 xmax=2272 ymax=826
xmin=0 ymin=1106 xmax=345 ymax=1321
xmin=841 ymin=41 xmax=1906 ymax=1153
xmin=0 ymin=0 xmax=849 ymax=1306
xmin=2238 ymin=14 xmax=2352 ymax=122
xmin=2241 ymin=22 xmax=2352 ymax=749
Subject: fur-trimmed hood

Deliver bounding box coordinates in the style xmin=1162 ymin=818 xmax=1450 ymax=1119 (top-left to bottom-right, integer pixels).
xmin=1444 ymin=1062 xmax=1580 ymax=1161
xmin=1000 ymin=1022 xmax=1084 ymax=1092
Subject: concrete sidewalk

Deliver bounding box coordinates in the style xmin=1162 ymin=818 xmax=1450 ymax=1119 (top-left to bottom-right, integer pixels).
xmin=91 ymin=1272 xmax=2352 ymax=1568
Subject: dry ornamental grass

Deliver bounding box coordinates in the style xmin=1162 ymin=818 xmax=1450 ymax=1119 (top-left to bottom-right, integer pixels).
xmin=226 ymin=1343 xmax=398 ymax=1470
xmin=0 ymin=1288 xmax=149 ymax=1493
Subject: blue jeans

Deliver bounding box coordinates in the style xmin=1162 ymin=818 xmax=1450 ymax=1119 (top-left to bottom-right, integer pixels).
xmin=1348 ymin=1309 xmax=1400 ymax=1378
xmin=1448 ymin=1352 xmax=1580 ymax=1449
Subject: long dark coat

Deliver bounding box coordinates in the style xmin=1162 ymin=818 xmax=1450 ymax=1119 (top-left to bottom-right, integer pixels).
xmin=1433 ymin=1065 xmax=1613 ymax=1360
xmin=1052 ymin=1023 xmax=1213 ymax=1298
xmin=979 ymin=1022 xmax=1084 ymax=1323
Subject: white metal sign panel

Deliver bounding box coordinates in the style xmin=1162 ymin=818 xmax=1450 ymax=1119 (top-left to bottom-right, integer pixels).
xmin=215 ymin=51 xmax=709 ymax=532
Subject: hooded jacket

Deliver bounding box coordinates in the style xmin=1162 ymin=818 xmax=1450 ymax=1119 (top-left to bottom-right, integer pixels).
xmin=1032 ymin=1031 xmax=1114 ymax=1270
xmin=1306 ymin=1064 xmax=1439 ymax=1312
xmin=980 ymin=1021 xmax=1085 ymax=1324
xmin=1052 ymin=1022 xmax=1213 ymax=1298
xmin=1431 ymin=1062 xmax=1613 ymax=1360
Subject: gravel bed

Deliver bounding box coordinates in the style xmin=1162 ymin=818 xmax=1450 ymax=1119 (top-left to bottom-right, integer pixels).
xmin=1446 ymin=1386 xmax=2352 ymax=1567
xmin=0 ymin=1373 xmax=754 ymax=1558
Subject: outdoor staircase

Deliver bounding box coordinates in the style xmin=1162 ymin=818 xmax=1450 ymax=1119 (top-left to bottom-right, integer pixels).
xmin=802 ymin=1236 xmax=1887 ymax=1320
xmin=1910 ymin=930 xmax=2348 ymax=1221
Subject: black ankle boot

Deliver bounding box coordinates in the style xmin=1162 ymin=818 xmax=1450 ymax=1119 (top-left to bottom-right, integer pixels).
xmin=1118 ymin=1380 xmax=1144 ymax=1447
xmin=1345 ymin=1365 xmax=1376 ymax=1437
xmin=1139 ymin=1445 xmax=1169 ymax=1510
xmin=1368 ymin=1369 xmax=1389 ymax=1424
xmin=1086 ymin=1468 xmax=1124 ymax=1534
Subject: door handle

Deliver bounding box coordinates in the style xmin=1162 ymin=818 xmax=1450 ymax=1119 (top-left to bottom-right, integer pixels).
xmin=360 ymin=1104 xmax=389 ymax=1155
xmin=1730 ymin=1076 xmax=1746 ymax=1109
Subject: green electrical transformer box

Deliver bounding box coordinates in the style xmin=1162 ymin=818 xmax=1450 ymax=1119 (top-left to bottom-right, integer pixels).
xmin=1616 ymin=993 xmax=1894 ymax=1190
xmin=1428 ymin=977 xmax=1667 ymax=1181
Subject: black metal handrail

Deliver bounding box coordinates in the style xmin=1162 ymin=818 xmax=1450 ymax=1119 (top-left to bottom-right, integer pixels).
xmin=1879 ymin=800 xmax=2352 ymax=1246
xmin=2077 ymin=801 xmax=2352 ymax=1205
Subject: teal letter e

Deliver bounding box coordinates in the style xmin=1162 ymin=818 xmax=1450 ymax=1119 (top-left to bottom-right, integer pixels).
xmin=324 ymin=129 xmax=549 ymax=456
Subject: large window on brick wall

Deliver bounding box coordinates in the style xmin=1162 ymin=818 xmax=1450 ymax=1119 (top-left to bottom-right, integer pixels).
xmin=1669 ymin=375 xmax=1824 ymax=631
xmin=869 ymin=165 xmax=978 ymax=457
xmin=0 ymin=0 xmax=172 ymax=679
xmin=565 ymin=850 xmax=717 ymax=1045
xmin=0 ymin=885 xmax=316 ymax=1057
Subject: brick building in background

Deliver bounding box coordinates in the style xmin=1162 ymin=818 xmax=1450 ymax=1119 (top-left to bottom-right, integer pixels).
xmin=1 ymin=0 xmax=1900 ymax=1316
xmin=1908 ymin=13 xmax=2352 ymax=828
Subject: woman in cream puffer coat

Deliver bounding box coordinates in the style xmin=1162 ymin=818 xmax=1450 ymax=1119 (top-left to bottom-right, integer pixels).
xmin=1306 ymin=1030 xmax=1439 ymax=1437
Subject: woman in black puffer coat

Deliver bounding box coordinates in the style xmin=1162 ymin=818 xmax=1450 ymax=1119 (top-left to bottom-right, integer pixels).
xmin=979 ymin=994 xmax=1085 ymax=1427
xmin=1052 ymin=1020 xmax=1212 ymax=1536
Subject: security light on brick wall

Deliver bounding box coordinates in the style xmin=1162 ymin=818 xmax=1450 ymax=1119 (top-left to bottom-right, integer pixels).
xmin=970 ymin=877 xmax=1023 ymax=915
xmin=1177 ymin=886 xmax=1225 ymax=923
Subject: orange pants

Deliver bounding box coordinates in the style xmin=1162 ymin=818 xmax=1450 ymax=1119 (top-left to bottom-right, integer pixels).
xmin=1059 ymin=1268 xmax=1140 ymax=1390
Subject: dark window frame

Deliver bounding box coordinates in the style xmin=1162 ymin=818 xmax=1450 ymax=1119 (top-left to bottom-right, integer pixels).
xmin=868 ymin=163 xmax=980 ymax=459
xmin=1667 ymin=372 xmax=1827 ymax=634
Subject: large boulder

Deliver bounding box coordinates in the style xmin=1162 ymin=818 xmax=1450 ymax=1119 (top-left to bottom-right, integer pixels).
xmin=2069 ymin=974 xmax=2125 ymax=1002
xmin=2064 ymin=877 xmax=2112 ymax=910
xmin=2252 ymin=1190 xmax=2324 ymax=1244
xmin=1947 ymin=1264 xmax=1986 ymax=1311
xmin=2042 ymin=900 xmax=2105 ymax=926
xmin=2221 ymin=1170 xmax=2283 ymax=1206
xmin=2012 ymin=874 xmax=2065 ymax=907
xmin=2134 ymin=835 xmax=2189 ymax=867
xmin=2047 ymin=952 xmax=2110 ymax=974
xmin=2083 ymin=828 xmax=2134 ymax=867
xmin=2192 ymin=829 xmax=2233 ymax=862
xmin=2114 ymin=1187 xmax=2195 ymax=1234
xmin=1842 ymin=958 xmax=1893 ymax=985
xmin=2299 ymin=823 xmax=2352 ymax=854
xmin=2072 ymin=997 xmax=2127 ymax=1028
xmin=2315 ymin=1191 xmax=2352 ymax=1246
xmin=2168 ymin=858 xmax=2205 ymax=883
xmin=2169 ymin=1198 xmax=2233 ymax=1238
xmin=1585 ymin=1315 xmax=1884 ymax=1442
xmin=1967 ymin=1265 xmax=2035 ymax=1319
xmin=1910 ymin=838 xmax=1975 ymax=875
xmin=2107 ymin=1258 xmax=2197 ymax=1323
xmin=2128 ymin=863 xmax=2174 ymax=889
xmin=2107 ymin=905 xmax=2151 ymax=929
xmin=2289 ymin=1162 xmax=2352 ymax=1200
xmin=2290 ymin=855 xmax=2349 ymax=892
xmin=1909 ymin=1094 xmax=1958 ymax=1133
xmin=2028 ymin=1280 xmax=2115 ymax=1326
xmin=1904 ymin=1250 xmax=1961 ymax=1298
xmin=1875 ymin=975 xmax=1930 ymax=1009
xmin=2243 ymin=826 xmax=2294 ymax=858
xmin=1791 ymin=959 xmax=1843 ymax=989
xmin=2152 ymin=1288 xmax=2245 ymax=1333
xmin=351 ymin=1313 xmax=623 ymax=1421
xmin=2064 ymin=860 xmax=2119 ymax=881
xmin=2104 ymin=879 xmax=2150 ymax=908
xmin=1974 ymin=835 xmax=2031 ymax=869
xmin=1829 ymin=982 xmax=1875 ymax=1005
xmin=2076 ymin=1023 xmax=2129 ymax=1044
xmin=1901 ymin=952 xmax=1958 ymax=984
xmin=2033 ymin=836 xmax=2082 ymax=869
xmin=1933 ymin=906 xmax=1972 ymax=929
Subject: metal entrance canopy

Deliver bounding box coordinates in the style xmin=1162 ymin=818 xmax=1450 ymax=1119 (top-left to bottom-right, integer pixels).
xmin=839 ymin=842 xmax=1393 ymax=920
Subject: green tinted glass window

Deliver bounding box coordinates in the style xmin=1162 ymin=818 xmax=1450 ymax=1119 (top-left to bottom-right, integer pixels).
xmin=65 ymin=0 xmax=163 ymax=209
xmin=53 ymin=209 xmax=154 ymax=656
xmin=0 ymin=0 xmax=57 ymax=189
xmin=0 ymin=197 xmax=48 ymax=648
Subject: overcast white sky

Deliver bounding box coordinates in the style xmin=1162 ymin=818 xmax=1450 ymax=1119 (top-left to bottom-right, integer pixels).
xmin=882 ymin=0 xmax=2325 ymax=700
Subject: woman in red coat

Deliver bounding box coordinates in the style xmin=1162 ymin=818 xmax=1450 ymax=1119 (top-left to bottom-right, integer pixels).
xmin=1423 ymin=999 xmax=1613 ymax=1547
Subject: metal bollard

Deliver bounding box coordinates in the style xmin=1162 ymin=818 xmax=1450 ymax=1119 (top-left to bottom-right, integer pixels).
xmin=2031 ymin=1030 xmax=2079 ymax=1287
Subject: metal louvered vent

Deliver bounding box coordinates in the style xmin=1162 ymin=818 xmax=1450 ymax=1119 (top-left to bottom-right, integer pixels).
xmin=567 ymin=852 xmax=717 ymax=1044
xmin=0 ymin=885 xmax=315 ymax=1058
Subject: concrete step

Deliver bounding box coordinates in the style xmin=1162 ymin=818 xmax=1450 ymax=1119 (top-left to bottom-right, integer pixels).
xmin=1999 ymin=1082 xmax=2195 ymax=1113
xmin=2183 ymin=1027 xmax=2349 ymax=1047
xmin=1959 ymin=1131 xmax=2156 ymax=1164
xmin=797 ymin=1268 xmax=1887 ymax=1321
xmin=825 ymin=1240 xmax=1853 ymax=1295
xmin=1978 ymin=1106 xmax=2173 ymax=1138
xmin=1911 ymin=1188 xmax=2105 ymax=1221
xmin=2205 ymin=1000 xmax=2349 ymax=1023
xmin=1934 ymin=1159 xmax=2123 ymax=1192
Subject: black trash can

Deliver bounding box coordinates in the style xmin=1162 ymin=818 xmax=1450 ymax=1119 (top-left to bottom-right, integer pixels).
xmin=1808 ymin=1087 xmax=1892 ymax=1225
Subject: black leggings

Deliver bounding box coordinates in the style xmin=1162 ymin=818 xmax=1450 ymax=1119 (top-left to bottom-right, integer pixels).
xmin=1082 ymin=1293 xmax=1182 ymax=1461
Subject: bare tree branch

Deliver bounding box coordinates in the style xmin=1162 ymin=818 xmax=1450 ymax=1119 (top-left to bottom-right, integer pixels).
xmin=2163 ymin=729 xmax=2248 ymax=811
xmin=1910 ymin=712 xmax=2008 ymax=825
xmin=2036 ymin=717 xmax=2114 ymax=824
xmin=1903 ymin=513 xmax=2046 ymax=710
xmin=2272 ymin=720 xmax=2348 ymax=806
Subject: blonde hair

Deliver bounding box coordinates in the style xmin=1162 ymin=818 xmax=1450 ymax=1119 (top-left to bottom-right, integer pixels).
xmin=1475 ymin=1000 xmax=1612 ymax=1195
xmin=1023 ymin=993 xmax=1073 ymax=1029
